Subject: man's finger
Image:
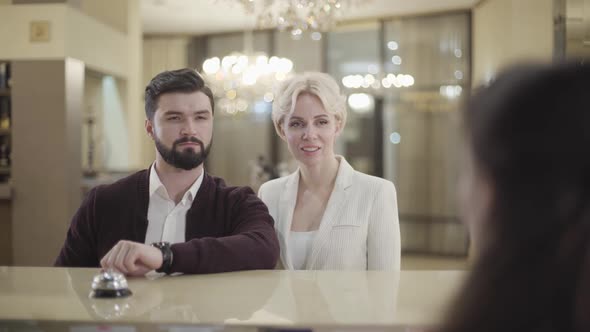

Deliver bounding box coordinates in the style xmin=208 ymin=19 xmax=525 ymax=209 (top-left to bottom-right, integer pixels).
xmin=105 ymin=242 xmax=123 ymax=269
xmin=123 ymin=245 xmax=141 ymax=274
xmin=100 ymin=245 xmax=116 ymax=268
xmin=114 ymin=243 xmax=130 ymax=274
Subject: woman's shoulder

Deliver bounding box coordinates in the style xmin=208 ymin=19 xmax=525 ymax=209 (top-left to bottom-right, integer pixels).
xmin=350 ymin=169 xmax=396 ymax=194
xmin=338 ymin=157 xmax=394 ymax=190
xmin=258 ymin=175 xmax=291 ymax=196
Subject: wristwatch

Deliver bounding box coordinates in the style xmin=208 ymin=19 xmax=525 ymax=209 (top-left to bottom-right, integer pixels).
xmin=151 ymin=241 xmax=173 ymax=274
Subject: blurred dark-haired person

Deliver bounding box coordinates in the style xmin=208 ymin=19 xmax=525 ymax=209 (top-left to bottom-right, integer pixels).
xmin=441 ymin=61 xmax=590 ymax=332
xmin=55 ymin=68 xmax=279 ymax=276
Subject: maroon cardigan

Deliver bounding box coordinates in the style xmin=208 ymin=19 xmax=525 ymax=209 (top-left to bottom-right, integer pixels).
xmin=55 ymin=169 xmax=279 ymax=274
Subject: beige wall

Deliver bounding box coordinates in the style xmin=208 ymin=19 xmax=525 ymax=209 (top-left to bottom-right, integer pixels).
xmin=0 ymin=2 xmax=143 ymax=171
xmin=142 ymin=36 xmax=191 ymax=167
xmin=0 ymin=4 xmax=67 ymax=60
xmin=73 ymin=0 xmax=128 ymax=33
xmin=11 ymin=0 xmax=128 ymax=33
xmin=12 ymin=59 xmax=84 ymax=266
xmin=82 ymin=71 xmax=104 ymax=171
xmin=143 ymin=37 xmax=190 ymax=79
xmin=125 ymin=0 xmax=144 ymax=169
xmin=82 ymin=72 xmax=132 ymax=172
xmin=2 ymin=1 xmax=143 ymax=265
xmin=64 ymin=5 xmax=128 ymax=77
xmin=472 ymin=0 xmax=554 ymax=86
xmin=0 ymin=3 xmax=128 ymax=77
xmin=209 ymin=114 xmax=273 ymax=187
xmin=74 ymin=0 xmax=144 ymax=169
xmin=566 ymin=0 xmax=590 ymax=57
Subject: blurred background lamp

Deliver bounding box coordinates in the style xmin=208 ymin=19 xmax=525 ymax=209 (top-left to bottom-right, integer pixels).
xmin=347 ymin=93 xmax=374 ymax=114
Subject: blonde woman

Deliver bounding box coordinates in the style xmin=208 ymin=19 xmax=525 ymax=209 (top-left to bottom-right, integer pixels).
xmin=258 ymin=72 xmax=400 ymax=270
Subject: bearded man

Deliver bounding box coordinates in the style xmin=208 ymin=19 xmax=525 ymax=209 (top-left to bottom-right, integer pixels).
xmin=55 ymin=68 xmax=279 ymax=276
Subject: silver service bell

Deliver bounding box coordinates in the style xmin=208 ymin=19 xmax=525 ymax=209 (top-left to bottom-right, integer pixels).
xmin=89 ymin=269 xmax=132 ymax=298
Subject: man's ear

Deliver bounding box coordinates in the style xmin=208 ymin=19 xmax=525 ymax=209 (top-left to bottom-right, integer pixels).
xmin=145 ymin=119 xmax=154 ymax=140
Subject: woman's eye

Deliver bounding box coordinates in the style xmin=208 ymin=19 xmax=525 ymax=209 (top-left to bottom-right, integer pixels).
xmin=289 ymin=122 xmax=301 ymax=128
xmin=318 ymin=120 xmax=328 ymax=125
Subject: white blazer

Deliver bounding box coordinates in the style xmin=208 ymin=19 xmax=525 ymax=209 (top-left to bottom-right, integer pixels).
xmin=258 ymin=157 xmax=401 ymax=270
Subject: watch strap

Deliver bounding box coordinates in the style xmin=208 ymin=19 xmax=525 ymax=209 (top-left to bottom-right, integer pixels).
xmin=151 ymin=242 xmax=173 ymax=274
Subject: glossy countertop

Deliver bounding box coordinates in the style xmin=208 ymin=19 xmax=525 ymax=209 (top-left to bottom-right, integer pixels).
xmin=0 ymin=267 xmax=466 ymax=328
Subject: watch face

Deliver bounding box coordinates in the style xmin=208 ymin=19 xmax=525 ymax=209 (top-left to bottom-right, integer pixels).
xmin=152 ymin=242 xmax=170 ymax=249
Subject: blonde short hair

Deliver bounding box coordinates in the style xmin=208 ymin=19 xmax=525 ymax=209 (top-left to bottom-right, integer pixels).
xmin=272 ymin=72 xmax=347 ymax=135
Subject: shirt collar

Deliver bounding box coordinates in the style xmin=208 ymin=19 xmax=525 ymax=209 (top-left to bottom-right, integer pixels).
xmin=184 ymin=169 xmax=204 ymax=204
xmin=149 ymin=162 xmax=204 ymax=204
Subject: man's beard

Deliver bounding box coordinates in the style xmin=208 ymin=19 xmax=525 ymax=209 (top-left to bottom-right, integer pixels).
xmin=154 ymin=135 xmax=211 ymax=171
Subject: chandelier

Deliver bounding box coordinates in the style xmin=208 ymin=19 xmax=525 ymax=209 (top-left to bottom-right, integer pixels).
xmin=201 ymin=33 xmax=294 ymax=115
xmin=342 ymin=73 xmax=415 ymax=90
xmin=235 ymin=0 xmax=365 ymax=40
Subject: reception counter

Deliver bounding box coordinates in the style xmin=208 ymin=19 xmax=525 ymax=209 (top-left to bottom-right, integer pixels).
xmin=0 ymin=267 xmax=466 ymax=331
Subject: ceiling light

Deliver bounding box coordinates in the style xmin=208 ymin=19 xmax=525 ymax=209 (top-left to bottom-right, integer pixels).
xmin=234 ymin=0 xmax=370 ymax=40
xmin=201 ymin=33 xmax=294 ymax=115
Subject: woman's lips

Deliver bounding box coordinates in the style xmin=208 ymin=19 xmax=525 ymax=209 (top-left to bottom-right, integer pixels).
xmin=301 ymin=146 xmax=320 ymax=152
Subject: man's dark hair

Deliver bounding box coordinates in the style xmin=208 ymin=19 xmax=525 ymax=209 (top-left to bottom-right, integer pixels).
xmin=144 ymin=68 xmax=214 ymax=120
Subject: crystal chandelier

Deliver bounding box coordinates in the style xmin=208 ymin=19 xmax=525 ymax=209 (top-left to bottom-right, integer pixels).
xmin=342 ymin=73 xmax=415 ymax=91
xmin=201 ymin=33 xmax=294 ymax=115
xmin=236 ymin=0 xmax=365 ymax=40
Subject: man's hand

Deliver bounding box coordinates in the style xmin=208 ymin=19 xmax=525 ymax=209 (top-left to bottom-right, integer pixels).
xmin=100 ymin=240 xmax=163 ymax=277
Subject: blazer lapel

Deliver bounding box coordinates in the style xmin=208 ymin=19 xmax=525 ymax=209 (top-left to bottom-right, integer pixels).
xmin=306 ymin=157 xmax=354 ymax=269
xmin=277 ymin=170 xmax=300 ymax=270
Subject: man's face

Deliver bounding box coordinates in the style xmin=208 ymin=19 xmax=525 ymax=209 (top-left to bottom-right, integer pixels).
xmin=145 ymin=91 xmax=213 ymax=170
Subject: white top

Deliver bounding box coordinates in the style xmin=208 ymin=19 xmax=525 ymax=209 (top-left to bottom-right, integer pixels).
xmin=288 ymin=231 xmax=317 ymax=270
xmin=258 ymin=156 xmax=401 ymax=271
xmin=144 ymin=163 xmax=204 ymax=245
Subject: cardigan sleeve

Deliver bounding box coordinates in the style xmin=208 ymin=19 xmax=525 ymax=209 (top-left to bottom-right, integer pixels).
xmin=169 ymin=187 xmax=280 ymax=274
xmin=54 ymin=187 xmax=100 ymax=267
xmin=367 ymin=180 xmax=401 ymax=270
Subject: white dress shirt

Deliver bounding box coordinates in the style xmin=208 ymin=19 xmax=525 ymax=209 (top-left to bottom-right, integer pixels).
xmin=144 ymin=163 xmax=204 ymax=245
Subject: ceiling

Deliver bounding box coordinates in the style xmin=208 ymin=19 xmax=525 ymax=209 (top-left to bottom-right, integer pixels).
xmin=141 ymin=0 xmax=479 ymax=35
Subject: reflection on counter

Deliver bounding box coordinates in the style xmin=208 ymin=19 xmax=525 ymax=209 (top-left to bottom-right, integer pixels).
xmin=0 ymin=266 xmax=464 ymax=329
xmin=0 ymin=321 xmax=416 ymax=332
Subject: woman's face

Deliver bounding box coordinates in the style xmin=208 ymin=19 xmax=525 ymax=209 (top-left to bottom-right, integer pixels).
xmin=280 ymin=93 xmax=342 ymax=167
